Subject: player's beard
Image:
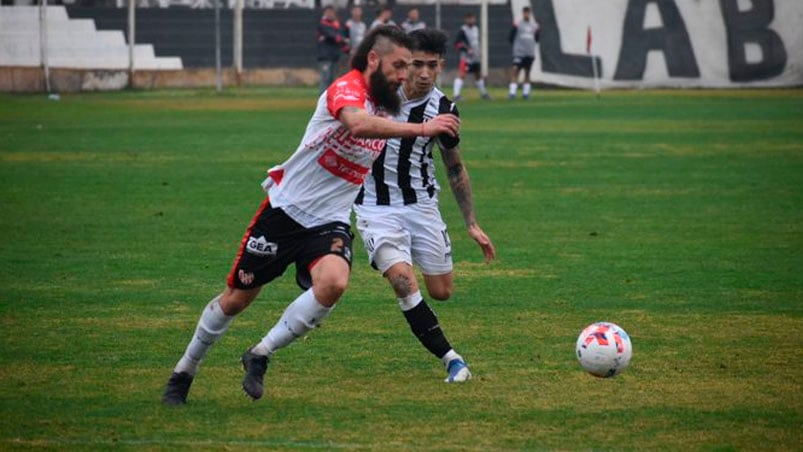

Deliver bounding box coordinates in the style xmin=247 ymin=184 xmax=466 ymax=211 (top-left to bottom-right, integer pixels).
xmin=369 ymin=63 xmax=401 ymax=115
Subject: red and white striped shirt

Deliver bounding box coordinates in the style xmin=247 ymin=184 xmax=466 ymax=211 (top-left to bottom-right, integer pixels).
xmin=263 ymin=69 xmax=389 ymax=228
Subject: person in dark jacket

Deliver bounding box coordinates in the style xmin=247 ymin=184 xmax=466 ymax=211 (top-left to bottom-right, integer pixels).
xmin=318 ymin=6 xmax=348 ymax=93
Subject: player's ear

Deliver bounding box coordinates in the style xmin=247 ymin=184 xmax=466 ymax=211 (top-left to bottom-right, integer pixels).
xmin=367 ymin=50 xmax=380 ymax=71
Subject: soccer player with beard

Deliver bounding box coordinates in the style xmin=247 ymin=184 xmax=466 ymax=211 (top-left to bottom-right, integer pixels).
xmin=354 ymin=29 xmax=496 ymax=382
xmin=161 ymin=26 xmax=460 ymax=406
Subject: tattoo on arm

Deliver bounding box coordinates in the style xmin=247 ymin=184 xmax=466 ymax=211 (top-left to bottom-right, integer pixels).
xmin=441 ymin=146 xmax=477 ymax=227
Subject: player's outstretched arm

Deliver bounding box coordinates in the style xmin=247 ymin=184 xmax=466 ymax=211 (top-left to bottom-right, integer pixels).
xmin=440 ymin=145 xmax=496 ymax=263
xmin=340 ymin=107 xmax=460 ymax=139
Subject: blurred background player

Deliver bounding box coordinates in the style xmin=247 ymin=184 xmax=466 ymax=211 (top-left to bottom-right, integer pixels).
xmin=354 ymin=28 xmax=496 ymax=383
xmin=370 ymin=6 xmax=396 ymax=30
xmin=161 ymin=26 xmax=461 ymax=406
xmin=508 ymin=6 xmax=540 ymax=100
xmin=401 ymin=8 xmax=426 ymax=33
xmin=453 ymin=12 xmax=490 ymax=101
xmin=345 ymin=6 xmax=367 ymax=58
xmin=317 ymin=5 xmax=349 ymax=93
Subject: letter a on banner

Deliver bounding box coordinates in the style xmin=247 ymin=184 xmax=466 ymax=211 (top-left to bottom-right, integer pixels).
xmin=614 ymin=0 xmax=700 ymax=80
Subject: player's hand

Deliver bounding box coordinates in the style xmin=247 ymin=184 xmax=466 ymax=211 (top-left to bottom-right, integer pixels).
xmin=468 ymin=223 xmax=496 ymax=263
xmin=422 ymin=114 xmax=460 ymax=138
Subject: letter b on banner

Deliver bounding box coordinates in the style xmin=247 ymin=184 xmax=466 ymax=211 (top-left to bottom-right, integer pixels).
xmin=720 ymin=0 xmax=787 ymax=82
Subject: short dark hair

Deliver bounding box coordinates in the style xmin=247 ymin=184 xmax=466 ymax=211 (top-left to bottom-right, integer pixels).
xmin=409 ymin=28 xmax=449 ymax=57
xmin=351 ymin=25 xmax=414 ymax=71
xmin=522 ymin=6 xmax=531 ymax=12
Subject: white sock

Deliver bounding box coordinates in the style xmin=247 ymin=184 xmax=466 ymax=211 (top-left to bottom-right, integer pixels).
xmin=453 ymin=77 xmax=464 ymax=97
xmin=397 ymin=290 xmax=423 ymax=312
xmin=476 ymin=79 xmax=487 ymax=95
xmin=509 ymin=82 xmax=517 ymax=96
xmin=174 ymin=295 xmax=234 ymax=376
xmin=252 ymin=288 xmax=333 ymax=356
xmin=441 ymin=349 xmax=462 ymax=367
xmin=523 ymin=83 xmax=532 ymax=97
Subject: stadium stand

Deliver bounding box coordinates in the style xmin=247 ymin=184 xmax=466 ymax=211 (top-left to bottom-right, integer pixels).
xmin=0 ymin=6 xmax=182 ymax=70
xmin=66 ymin=5 xmax=512 ymax=69
xmin=0 ymin=4 xmax=515 ymax=91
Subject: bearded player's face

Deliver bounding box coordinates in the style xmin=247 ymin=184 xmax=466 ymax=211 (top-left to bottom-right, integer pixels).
xmin=369 ymin=45 xmax=411 ymax=114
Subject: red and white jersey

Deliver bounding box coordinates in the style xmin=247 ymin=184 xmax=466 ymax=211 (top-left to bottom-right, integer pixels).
xmin=262 ymin=69 xmax=388 ymax=228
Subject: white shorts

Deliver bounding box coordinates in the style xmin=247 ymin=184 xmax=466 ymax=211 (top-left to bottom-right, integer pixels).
xmin=354 ymin=203 xmax=453 ymax=276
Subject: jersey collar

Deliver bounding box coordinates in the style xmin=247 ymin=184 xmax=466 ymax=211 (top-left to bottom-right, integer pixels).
xmin=399 ymin=85 xmax=432 ymax=104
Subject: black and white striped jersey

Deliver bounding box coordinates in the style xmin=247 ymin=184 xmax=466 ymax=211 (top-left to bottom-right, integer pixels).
xmin=355 ymin=86 xmax=460 ymax=206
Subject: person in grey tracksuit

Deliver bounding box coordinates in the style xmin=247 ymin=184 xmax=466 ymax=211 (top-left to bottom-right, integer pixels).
xmin=508 ymin=6 xmax=540 ymax=100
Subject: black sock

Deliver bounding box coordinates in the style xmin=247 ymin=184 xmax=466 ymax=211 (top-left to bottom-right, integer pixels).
xmin=402 ymin=300 xmax=452 ymax=359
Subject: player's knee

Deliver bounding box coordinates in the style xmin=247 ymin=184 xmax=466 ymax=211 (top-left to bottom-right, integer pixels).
xmin=219 ymin=288 xmax=259 ymax=315
xmin=389 ymin=273 xmax=415 ymax=298
xmin=314 ymin=273 xmax=349 ymax=305
xmin=428 ymin=286 xmax=452 ymax=301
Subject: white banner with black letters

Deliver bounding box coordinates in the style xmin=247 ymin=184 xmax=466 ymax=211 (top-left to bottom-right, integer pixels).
xmin=531 ymin=0 xmax=803 ymax=88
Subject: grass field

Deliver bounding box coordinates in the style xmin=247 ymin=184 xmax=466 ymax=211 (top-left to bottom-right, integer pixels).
xmin=1 ymin=87 xmax=802 ymax=450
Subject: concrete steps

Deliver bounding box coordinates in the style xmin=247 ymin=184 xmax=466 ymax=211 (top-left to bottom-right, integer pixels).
xmin=0 ymin=5 xmax=183 ymax=70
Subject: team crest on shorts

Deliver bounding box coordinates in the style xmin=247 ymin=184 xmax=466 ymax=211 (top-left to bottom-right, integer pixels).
xmin=330 ymin=237 xmax=344 ymax=253
xmin=238 ymin=269 xmax=255 ymax=286
xmin=330 ymin=237 xmax=352 ymax=262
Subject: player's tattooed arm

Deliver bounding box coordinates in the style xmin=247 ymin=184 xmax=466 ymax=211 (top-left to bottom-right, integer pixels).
xmin=339 ymin=106 xmax=459 ymax=139
xmin=441 ymin=145 xmax=497 ymax=263
xmin=441 ymin=145 xmax=476 ymax=228
xmin=341 ymin=106 xmax=361 ymax=114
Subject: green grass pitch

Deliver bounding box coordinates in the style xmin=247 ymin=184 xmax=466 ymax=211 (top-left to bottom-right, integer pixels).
xmin=0 ymin=87 xmax=801 ymax=450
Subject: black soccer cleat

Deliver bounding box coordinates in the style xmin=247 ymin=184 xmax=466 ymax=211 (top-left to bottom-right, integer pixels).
xmin=241 ymin=350 xmax=269 ymax=401
xmin=162 ymin=371 xmax=194 ymax=406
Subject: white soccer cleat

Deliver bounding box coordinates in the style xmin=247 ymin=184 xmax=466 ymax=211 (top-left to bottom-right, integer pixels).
xmin=445 ymin=359 xmax=472 ymax=383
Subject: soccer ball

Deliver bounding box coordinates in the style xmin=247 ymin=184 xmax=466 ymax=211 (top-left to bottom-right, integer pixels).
xmin=575 ymin=322 xmax=632 ymax=378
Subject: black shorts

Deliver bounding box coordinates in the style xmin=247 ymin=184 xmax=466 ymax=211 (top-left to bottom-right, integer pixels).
xmin=513 ymin=56 xmax=535 ymax=72
xmin=459 ymin=57 xmax=481 ymax=76
xmin=227 ymin=198 xmax=353 ymax=291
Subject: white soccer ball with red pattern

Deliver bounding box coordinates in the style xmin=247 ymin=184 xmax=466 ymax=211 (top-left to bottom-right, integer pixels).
xmin=576 ymin=322 xmax=632 ymax=378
